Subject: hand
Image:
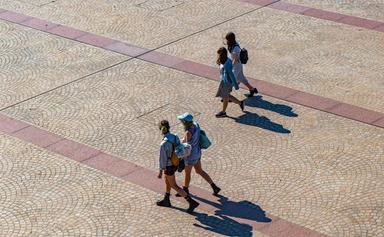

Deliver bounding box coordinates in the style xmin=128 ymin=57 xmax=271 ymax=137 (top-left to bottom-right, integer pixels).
xmin=157 ymin=171 xmax=163 ymax=179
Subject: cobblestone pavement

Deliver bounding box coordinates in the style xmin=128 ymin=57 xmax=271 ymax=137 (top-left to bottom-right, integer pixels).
xmin=157 ymin=7 xmax=384 ymax=113
xmin=0 ymin=20 xmax=127 ymax=109
xmin=0 ymin=132 xmax=271 ymax=237
xmin=282 ymin=0 xmax=384 ymax=21
xmin=0 ymin=0 xmax=384 ymax=236
xmin=1 ymin=0 xmax=384 ymax=113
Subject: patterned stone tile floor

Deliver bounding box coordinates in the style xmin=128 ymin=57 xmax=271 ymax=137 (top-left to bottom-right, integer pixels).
xmin=0 ymin=132 xmax=270 ymax=237
xmin=282 ymin=0 xmax=384 ymax=22
xmin=0 ymin=20 xmax=127 ymax=109
xmin=3 ymin=57 xmax=384 ymax=236
xmin=0 ymin=0 xmax=383 ymax=236
xmin=1 ymin=0 xmax=384 ymax=113
xmin=0 ymin=0 xmax=259 ymax=49
xmin=157 ymin=7 xmax=384 ymax=114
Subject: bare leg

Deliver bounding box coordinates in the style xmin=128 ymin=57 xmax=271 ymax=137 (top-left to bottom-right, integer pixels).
xmin=194 ymin=160 xmax=213 ymax=184
xmin=222 ymin=97 xmax=229 ymax=112
xmin=165 ymin=176 xmax=171 ymax=193
xmin=184 ymin=165 xmax=193 ymax=188
xmin=165 ymin=175 xmax=187 ymax=198
xmin=194 ymin=160 xmax=221 ymax=195
xmin=161 ymin=174 xmax=200 ymax=213
xmin=243 ymin=81 xmax=253 ymax=90
xmin=229 ymin=95 xmax=241 ymax=105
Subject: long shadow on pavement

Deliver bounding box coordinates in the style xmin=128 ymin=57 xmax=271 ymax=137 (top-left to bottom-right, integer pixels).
xmin=171 ymin=195 xmax=271 ymax=236
xmin=193 ymin=213 xmax=253 ymax=237
xmin=194 ymin=195 xmax=271 ymax=223
xmin=227 ymin=111 xmax=291 ymax=134
xmin=245 ymin=95 xmax=298 ymax=117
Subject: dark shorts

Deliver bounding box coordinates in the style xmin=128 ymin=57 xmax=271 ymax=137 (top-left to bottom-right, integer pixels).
xmin=164 ymin=165 xmax=177 ymax=176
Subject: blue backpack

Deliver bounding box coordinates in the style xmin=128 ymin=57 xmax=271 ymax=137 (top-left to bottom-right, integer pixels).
xmin=199 ymin=129 xmax=211 ymax=149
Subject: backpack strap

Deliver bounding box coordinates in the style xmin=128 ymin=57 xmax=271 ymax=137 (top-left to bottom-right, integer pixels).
xmin=163 ymin=137 xmax=176 ymax=159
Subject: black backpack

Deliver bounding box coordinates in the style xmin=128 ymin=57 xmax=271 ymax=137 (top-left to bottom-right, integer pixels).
xmin=234 ymin=44 xmax=249 ymax=64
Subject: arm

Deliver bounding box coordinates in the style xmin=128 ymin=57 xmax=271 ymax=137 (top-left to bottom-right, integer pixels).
xmin=225 ymin=61 xmax=239 ymax=90
xmin=231 ymin=46 xmax=240 ymax=65
xmin=182 ymin=131 xmax=192 ymax=143
xmin=231 ymin=52 xmax=239 ymax=65
xmin=159 ymin=144 xmax=168 ymax=171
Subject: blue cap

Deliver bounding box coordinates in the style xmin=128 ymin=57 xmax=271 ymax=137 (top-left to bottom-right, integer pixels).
xmin=177 ymin=112 xmax=193 ymax=122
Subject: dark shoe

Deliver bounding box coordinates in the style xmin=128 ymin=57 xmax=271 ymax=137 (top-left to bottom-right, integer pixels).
xmin=186 ymin=198 xmax=199 ymax=214
xmin=176 ymin=186 xmax=189 ymax=197
xmin=248 ymin=88 xmax=258 ymax=97
xmin=240 ymin=101 xmax=245 ymax=111
xmin=211 ymin=183 xmax=221 ymax=196
xmin=156 ymin=194 xmax=171 ymax=207
xmin=215 ymin=111 xmax=227 ymax=118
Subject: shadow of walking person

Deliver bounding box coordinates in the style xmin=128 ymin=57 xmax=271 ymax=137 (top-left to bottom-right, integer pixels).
xmin=245 ymin=95 xmax=298 ymax=117
xmin=193 ymin=213 xmax=253 ymax=237
xmin=228 ymin=111 xmax=291 ymax=134
xmin=170 ymin=195 xmax=271 ymax=236
xmin=170 ymin=205 xmax=253 ymax=237
xmin=194 ymin=195 xmax=272 ymax=223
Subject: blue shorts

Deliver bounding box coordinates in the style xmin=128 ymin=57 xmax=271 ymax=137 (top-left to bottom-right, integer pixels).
xmin=185 ymin=157 xmax=200 ymax=166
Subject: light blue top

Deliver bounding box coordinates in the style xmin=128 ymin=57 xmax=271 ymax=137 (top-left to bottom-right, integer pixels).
xmin=185 ymin=122 xmax=202 ymax=163
xmin=229 ymin=44 xmax=243 ymax=72
xmin=220 ymin=58 xmax=239 ymax=90
xmin=159 ymin=133 xmax=180 ymax=170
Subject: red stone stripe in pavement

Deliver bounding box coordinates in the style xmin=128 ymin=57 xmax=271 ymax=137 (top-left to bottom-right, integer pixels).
xmin=373 ymin=117 xmax=384 ymax=128
xmin=374 ymin=24 xmax=384 ymax=33
xmin=246 ymin=0 xmax=384 ymax=32
xmin=0 ymin=10 xmax=31 ymax=23
xmin=0 ymin=9 xmax=383 ymax=129
xmin=22 ymin=18 xmax=59 ymax=31
xmin=105 ymin=41 xmax=149 ymax=57
xmin=0 ymin=112 xmax=327 ymax=237
xmin=269 ymin=1 xmax=310 ymax=14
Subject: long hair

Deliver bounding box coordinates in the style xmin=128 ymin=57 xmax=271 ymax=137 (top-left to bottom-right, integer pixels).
xmin=225 ymin=32 xmax=237 ymax=53
xmin=216 ymin=47 xmax=228 ymax=65
xmin=182 ymin=121 xmax=193 ymax=131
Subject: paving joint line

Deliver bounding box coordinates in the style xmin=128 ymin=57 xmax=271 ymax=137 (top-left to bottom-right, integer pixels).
xmin=43 ymin=137 xmax=65 ymax=148
xmin=0 ymin=114 xmax=329 ymax=237
xmin=142 ymin=0 xmax=281 ymax=53
xmin=136 ymin=103 xmax=170 ymax=119
xmin=10 ymin=124 xmax=31 ymax=134
xmin=1 ymin=6 xmax=384 ymax=129
xmin=0 ymin=57 xmax=134 ymax=112
xmin=0 ymin=2 xmax=278 ymax=112
xmin=79 ymin=151 xmax=104 ymax=163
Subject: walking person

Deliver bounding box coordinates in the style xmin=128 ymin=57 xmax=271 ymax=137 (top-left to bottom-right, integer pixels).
xmin=156 ymin=120 xmax=199 ymax=213
xmin=225 ymin=32 xmax=258 ymax=97
xmin=215 ymin=47 xmax=245 ymax=118
xmin=176 ymin=113 xmax=221 ymax=196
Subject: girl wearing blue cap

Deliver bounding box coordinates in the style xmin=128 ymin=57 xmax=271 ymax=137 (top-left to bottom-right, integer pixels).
xmin=156 ymin=120 xmax=199 ymax=213
xmin=176 ymin=113 xmax=221 ymax=196
xmin=215 ymin=47 xmax=245 ymax=118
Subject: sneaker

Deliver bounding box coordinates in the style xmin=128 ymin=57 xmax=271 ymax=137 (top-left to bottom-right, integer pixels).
xmin=156 ymin=197 xmax=171 ymax=207
xmin=240 ymin=101 xmax=245 ymax=111
xmin=215 ymin=111 xmax=227 ymax=118
xmin=248 ymin=88 xmax=258 ymax=97
xmin=187 ymin=199 xmax=199 ymax=214
xmin=176 ymin=186 xmax=189 ymax=197
xmin=212 ymin=185 xmax=221 ymax=196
